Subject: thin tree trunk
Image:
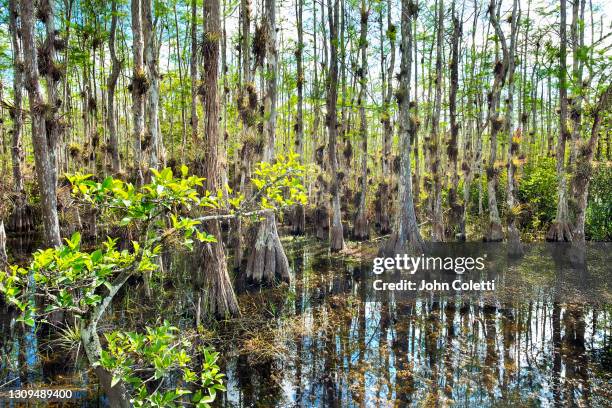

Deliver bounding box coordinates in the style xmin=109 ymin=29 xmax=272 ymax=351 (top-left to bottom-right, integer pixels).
xmin=448 ymin=3 xmax=462 ymax=239
xmin=485 ymin=0 xmax=508 ymax=242
xmin=190 ymin=0 xmax=198 ymax=149
xmin=547 ymin=0 xmax=572 ymax=241
xmin=199 ymin=0 xmax=240 ymax=317
xmin=381 ymin=0 xmax=422 ymax=256
xmin=326 ymin=0 xmax=344 ymax=252
xmin=107 ymin=0 xmax=121 ymax=173
xmin=8 ymin=0 xmax=25 ymax=195
xmin=505 ymin=0 xmax=523 ymax=255
xmin=143 ymin=0 xmax=160 ymax=169
xmin=20 ymin=0 xmax=62 ymax=247
xmin=291 ymin=0 xmax=306 ymax=235
xmin=131 ymin=0 xmax=146 ymax=185
xmin=430 ymin=0 xmax=444 ymax=241
xmin=353 ymin=0 xmax=369 ymax=240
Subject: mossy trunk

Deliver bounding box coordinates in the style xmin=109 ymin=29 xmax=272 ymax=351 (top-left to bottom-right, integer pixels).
xmin=447 ymin=8 xmax=462 ymax=240
xmin=485 ymin=0 xmax=509 ymax=242
xmin=326 ymin=0 xmax=344 ymax=252
xmin=131 ymin=0 xmax=146 ymax=185
xmin=381 ymin=0 xmax=422 ymax=257
xmin=546 ymin=0 xmax=572 ymax=242
xmin=352 ymin=0 xmax=369 ymax=242
xmin=505 ymin=0 xmax=523 ymax=256
xmin=290 ymin=204 xmax=306 ymax=235
xmin=198 ymin=0 xmax=240 ymax=318
xmin=20 ymin=0 xmax=61 ymax=247
xmin=429 ymin=0 xmax=444 ymax=242
xmin=8 ymin=0 xmax=25 ymax=194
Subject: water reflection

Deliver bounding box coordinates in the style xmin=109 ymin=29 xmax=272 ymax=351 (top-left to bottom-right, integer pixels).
xmin=223 ymin=241 xmax=612 ymax=407
xmin=0 ymin=239 xmax=610 ymax=407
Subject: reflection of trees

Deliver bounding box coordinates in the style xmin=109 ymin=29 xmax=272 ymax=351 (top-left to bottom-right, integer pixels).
xmin=443 ymin=297 xmax=456 ymax=399
xmin=224 ymin=242 xmax=605 ymax=407
xmin=482 ymin=304 xmax=499 ymax=396
xmin=563 ymin=303 xmax=590 ymax=405
xmin=392 ymin=300 xmax=414 ymax=405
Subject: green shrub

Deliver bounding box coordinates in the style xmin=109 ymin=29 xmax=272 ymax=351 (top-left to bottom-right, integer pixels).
xmin=517 ymin=157 xmax=558 ymax=231
xmin=586 ymin=166 xmax=612 ymax=241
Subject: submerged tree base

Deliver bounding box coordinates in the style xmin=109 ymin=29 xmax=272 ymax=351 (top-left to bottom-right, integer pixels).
xmin=379 ymin=233 xmax=424 ymax=257
xmin=546 ymin=221 xmax=573 ymax=242
xmin=353 ymin=211 xmax=369 ymax=241
xmin=290 ymin=204 xmax=306 ymax=236
xmin=196 ymin=221 xmax=241 ymax=319
xmin=245 ymin=211 xmax=291 ymax=284
xmin=314 ymin=206 xmax=330 ymax=240
xmin=484 ymin=221 xmax=504 ymax=242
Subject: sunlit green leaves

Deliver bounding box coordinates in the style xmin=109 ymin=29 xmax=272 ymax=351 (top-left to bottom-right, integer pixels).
xmin=251 ymin=151 xmax=308 ymax=209
xmin=97 ymin=322 xmax=224 ymax=408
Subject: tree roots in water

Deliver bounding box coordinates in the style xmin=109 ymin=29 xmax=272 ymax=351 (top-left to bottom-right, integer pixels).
xmin=352 ymin=210 xmax=369 ymax=241
xmin=245 ymin=211 xmax=291 ymax=284
xmin=290 ymin=204 xmax=306 ymax=236
xmin=546 ymin=221 xmax=573 ymax=242
xmin=484 ymin=221 xmax=504 ymax=242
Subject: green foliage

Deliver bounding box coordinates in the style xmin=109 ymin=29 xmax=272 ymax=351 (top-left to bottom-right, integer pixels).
xmin=0 ymin=160 xmax=306 ymax=404
xmin=97 ymin=321 xmax=225 ymax=407
xmin=251 ymin=152 xmax=308 ymax=210
xmin=517 ymin=157 xmax=558 ymax=231
xmin=586 ymin=166 xmax=612 ymax=241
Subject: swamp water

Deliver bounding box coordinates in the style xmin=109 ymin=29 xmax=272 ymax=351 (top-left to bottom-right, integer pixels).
xmin=0 ymin=237 xmax=611 ymax=407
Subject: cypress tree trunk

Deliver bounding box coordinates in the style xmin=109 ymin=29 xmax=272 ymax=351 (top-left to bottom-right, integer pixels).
xmin=20 ymin=0 xmax=61 ymax=247
xmin=131 ymin=0 xmax=146 ymax=185
xmin=485 ymin=0 xmax=508 ymax=242
xmin=447 ymin=4 xmax=462 ymax=239
xmin=107 ymin=0 xmax=121 ymax=173
xmin=245 ymin=0 xmax=291 ymax=284
xmin=381 ymin=0 xmax=422 ymax=256
xmin=291 ymin=0 xmax=306 ymax=235
xmin=198 ymin=0 xmax=240 ymax=317
xmin=505 ymin=0 xmax=523 ymax=256
xmin=375 ymin=0 xmax=394 ymax=235
xmin=353 ymin=0 xmax=369 ymax=241
xmin=8 ymin=0 xmax=25 ymax=195
xmin=546 ymin=0 xmax=572 ymax=241
xmin=429 ymin=0 xmax=444 ymax=241
xmin=326 ymin=0 xmax=344 ymax=252
xmin=143 ymin=0 xmax=161 ymax=169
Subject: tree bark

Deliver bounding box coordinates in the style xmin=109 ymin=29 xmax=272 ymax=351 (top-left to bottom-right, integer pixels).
xmin=485 ymin=0 xmax=508 ymax=242
xmin=198 ymin=0 xmax=240 ymax=317
xmin=291 ymin=0 xmax=306 ymax=235
xmin=20 ymin=0 xmax=61 ymax=247
xmin=326 ymin=0 xmax=344 ymax=252
xmin=505 ymin=0 xmax=523 ymax=256
xmin=429 ymin=0 xmax=444 ymax=241
xmin=131 ymin=0 xmax=146 ymax=185
xmin=546 ymin=0 xmax=572 ymax=241
xmin=353 ymin=0 xmax=369 ymax=241
xmin=381 ymin=0 xmax=422 ymax=256
xmin=107 ymin=0 xmax=121 ymax=173
xmin=8 ymin=0 xmax=25 ymax=195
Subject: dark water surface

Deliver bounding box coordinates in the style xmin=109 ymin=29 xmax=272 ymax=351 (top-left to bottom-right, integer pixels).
xmin=1 ymin=238 xmax=611 ymax=407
